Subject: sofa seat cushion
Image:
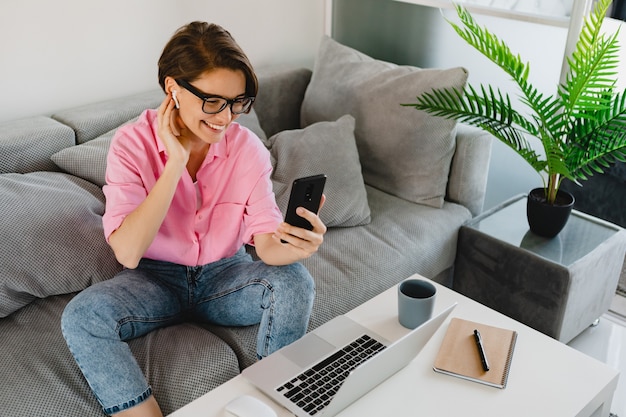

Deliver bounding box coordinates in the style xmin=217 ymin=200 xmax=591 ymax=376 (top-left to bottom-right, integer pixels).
xmin=302 ymin=36 xmax=468 ymax=208
xmin=0 ymin=293 xmax=240 ymax=417
xmin=0 ymin=116 xmax=75 ymax=174
xmin=304 ymin=185 xmax=472 ymax=327
xmin=0 ymin=172 xmax=122 ymax=316
xmin=268 ymin=114 xmax=371 ymax=227
xmin=208 ymin=185 xmax=472 ymax=369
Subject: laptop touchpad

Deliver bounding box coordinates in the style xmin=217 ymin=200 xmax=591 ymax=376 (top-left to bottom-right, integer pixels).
xmin=281 ymin=333 xmax=335 ymax=368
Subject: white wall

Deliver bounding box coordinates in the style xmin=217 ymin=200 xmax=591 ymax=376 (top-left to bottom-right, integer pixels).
xmin=0 ymin=0 xmax=325 ymax=124
xmin=4 ymin=1 xmax=624 ymax=211
xmin=178 ymin=0 xmax=325 ymax=69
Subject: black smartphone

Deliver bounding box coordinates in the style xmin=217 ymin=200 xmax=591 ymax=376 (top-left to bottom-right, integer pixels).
xmin=283 ymin=174 xmax=326 ymax=230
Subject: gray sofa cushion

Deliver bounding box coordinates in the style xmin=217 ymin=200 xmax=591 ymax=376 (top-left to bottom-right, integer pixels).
xmin=255 ymin=67 xmax=313 ymax=138
xmin=0 ymin=116 xmax=75 ymax=174
xmin=51 ymin=110 xmax=267 ymax=188
xmin=268 ymin=115 xmax=371 ymax=227
xmin=301 ymin=36 xmax=467 ymax=208
xmin=51 ymin=124 xmax=120 ymax=187
xmin=0 ymin=172 xmax=122 ymax=316
xmin=208 ymin=185 xmax=473 ymax=369
xmin=52 ymin=90 xmax=165 ymax=144
xmin=0 ymin=293 xmax=240 ymax=417
xmin=304 ymin=186 xmax=471 ymax=327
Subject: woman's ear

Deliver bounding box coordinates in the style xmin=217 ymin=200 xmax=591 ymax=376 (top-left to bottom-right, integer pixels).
xmin=164 ymin=77 xmax=178 ymax=95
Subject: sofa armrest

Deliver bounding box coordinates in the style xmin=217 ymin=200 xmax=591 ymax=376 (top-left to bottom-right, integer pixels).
xmin=447 ymin=124 xmax=493 ymax=217
xmin=0 ymin=116 xmax=75 ymax=174
xmin=254 ymin=67 xmax=312 ymax=137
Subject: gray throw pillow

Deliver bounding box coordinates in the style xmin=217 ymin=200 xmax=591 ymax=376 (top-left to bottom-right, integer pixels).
xmin=268 ymin=114 xmax=370 ymax=228
xmin=51 ymin=110 xmax=267 ymax=188
xmin=0 ymin=172 xmax=122 ymax=317
xmin=301 ymin=36 xmax=468 ymax=208
xmin=51 ymin=127 xmax=115 ymax=187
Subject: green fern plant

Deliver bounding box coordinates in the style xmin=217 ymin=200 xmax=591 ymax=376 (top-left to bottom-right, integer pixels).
xmin=404 ymin=0 xmax=626 ymax=204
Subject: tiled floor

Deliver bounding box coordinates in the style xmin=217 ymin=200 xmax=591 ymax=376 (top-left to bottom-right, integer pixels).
xmin=568 ymin=295 xmax=626 ymax=416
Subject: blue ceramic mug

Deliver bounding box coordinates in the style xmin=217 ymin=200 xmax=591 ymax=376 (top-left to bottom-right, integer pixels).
xmin=398 ymin=279 xmax=436 ymax=329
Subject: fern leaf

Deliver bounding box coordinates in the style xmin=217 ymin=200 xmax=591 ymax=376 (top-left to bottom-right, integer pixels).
xmin=404 ymin=84 xmax=543 ymax=169
xmin=567 ymin=91 xmax=626 ymax=180
xmin=560 ymin=0 xmax=618 ymax=122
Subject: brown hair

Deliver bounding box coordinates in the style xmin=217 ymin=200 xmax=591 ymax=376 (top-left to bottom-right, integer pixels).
xmin=158 ymin=22 xmax=258 ymax=98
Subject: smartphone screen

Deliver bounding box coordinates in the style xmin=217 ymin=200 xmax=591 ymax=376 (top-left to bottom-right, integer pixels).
xmin=283 ymin=174 xmax=326 ymax=230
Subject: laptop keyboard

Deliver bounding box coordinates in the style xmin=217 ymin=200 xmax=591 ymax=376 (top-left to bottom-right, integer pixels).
xmin=276 ymin=334 xmax=386 ymax=415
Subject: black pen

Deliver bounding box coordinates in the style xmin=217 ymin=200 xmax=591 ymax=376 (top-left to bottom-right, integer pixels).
xmin=474 ymin=329 xmax=490 ymax=372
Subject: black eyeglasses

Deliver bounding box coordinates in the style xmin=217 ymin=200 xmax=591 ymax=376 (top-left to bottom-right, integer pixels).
xmin=176 ymin=79 xmax=254 ymax=115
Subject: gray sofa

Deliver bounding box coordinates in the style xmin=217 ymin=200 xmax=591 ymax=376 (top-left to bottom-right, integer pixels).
xmin=0 ymin=37 xmax=492 ymax=416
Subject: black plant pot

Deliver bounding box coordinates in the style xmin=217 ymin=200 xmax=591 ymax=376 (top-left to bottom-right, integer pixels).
xmin=526 ymin=188 xmax=575 ymax=238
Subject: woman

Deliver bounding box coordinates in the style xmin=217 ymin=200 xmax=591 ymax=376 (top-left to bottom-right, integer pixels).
xmin=61 ymin=22 xmax=326 ymax=417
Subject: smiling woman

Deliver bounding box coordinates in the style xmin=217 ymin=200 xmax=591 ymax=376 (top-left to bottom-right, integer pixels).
xmin=59 ymin=21 xmax=326 ymax=417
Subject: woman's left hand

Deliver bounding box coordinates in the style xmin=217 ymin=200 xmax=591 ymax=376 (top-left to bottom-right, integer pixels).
xmin=275 ymin=195 xmax=327 ymax=256
xmin=255 ymin=195 xmax=327 ymax=265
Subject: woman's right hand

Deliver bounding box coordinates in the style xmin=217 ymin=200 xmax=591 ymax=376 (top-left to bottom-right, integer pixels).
xmin=157 ymin=92 xmax=192 ymax=168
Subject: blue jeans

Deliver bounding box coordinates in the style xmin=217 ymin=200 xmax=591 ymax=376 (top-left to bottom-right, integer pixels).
xmin=61 ymin=247 xmax=315 ymax=415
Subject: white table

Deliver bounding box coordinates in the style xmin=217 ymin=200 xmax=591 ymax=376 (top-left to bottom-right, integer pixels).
xmin=169 ymin=275 xmax=619 ymax=417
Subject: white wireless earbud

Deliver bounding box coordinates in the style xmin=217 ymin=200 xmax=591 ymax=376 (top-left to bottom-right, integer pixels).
xmin=172 ymin=90 xmax=180 ymax=109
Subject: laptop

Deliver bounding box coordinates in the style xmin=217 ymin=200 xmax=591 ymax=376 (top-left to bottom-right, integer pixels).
xmin=242 ymin=303 xmax=456 ymax=416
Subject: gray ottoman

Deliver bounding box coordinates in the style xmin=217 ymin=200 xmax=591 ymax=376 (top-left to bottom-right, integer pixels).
xmin=453 ymin=194 xmax=626 ymax=343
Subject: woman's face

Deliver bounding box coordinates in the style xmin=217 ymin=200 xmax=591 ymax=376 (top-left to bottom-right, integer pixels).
xmin=172 ymin=68 xmax=246 ymax=146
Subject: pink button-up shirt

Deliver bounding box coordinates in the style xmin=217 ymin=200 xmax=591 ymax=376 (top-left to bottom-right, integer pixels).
xmin=102 ymin=109 xmax=283 ymax=266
